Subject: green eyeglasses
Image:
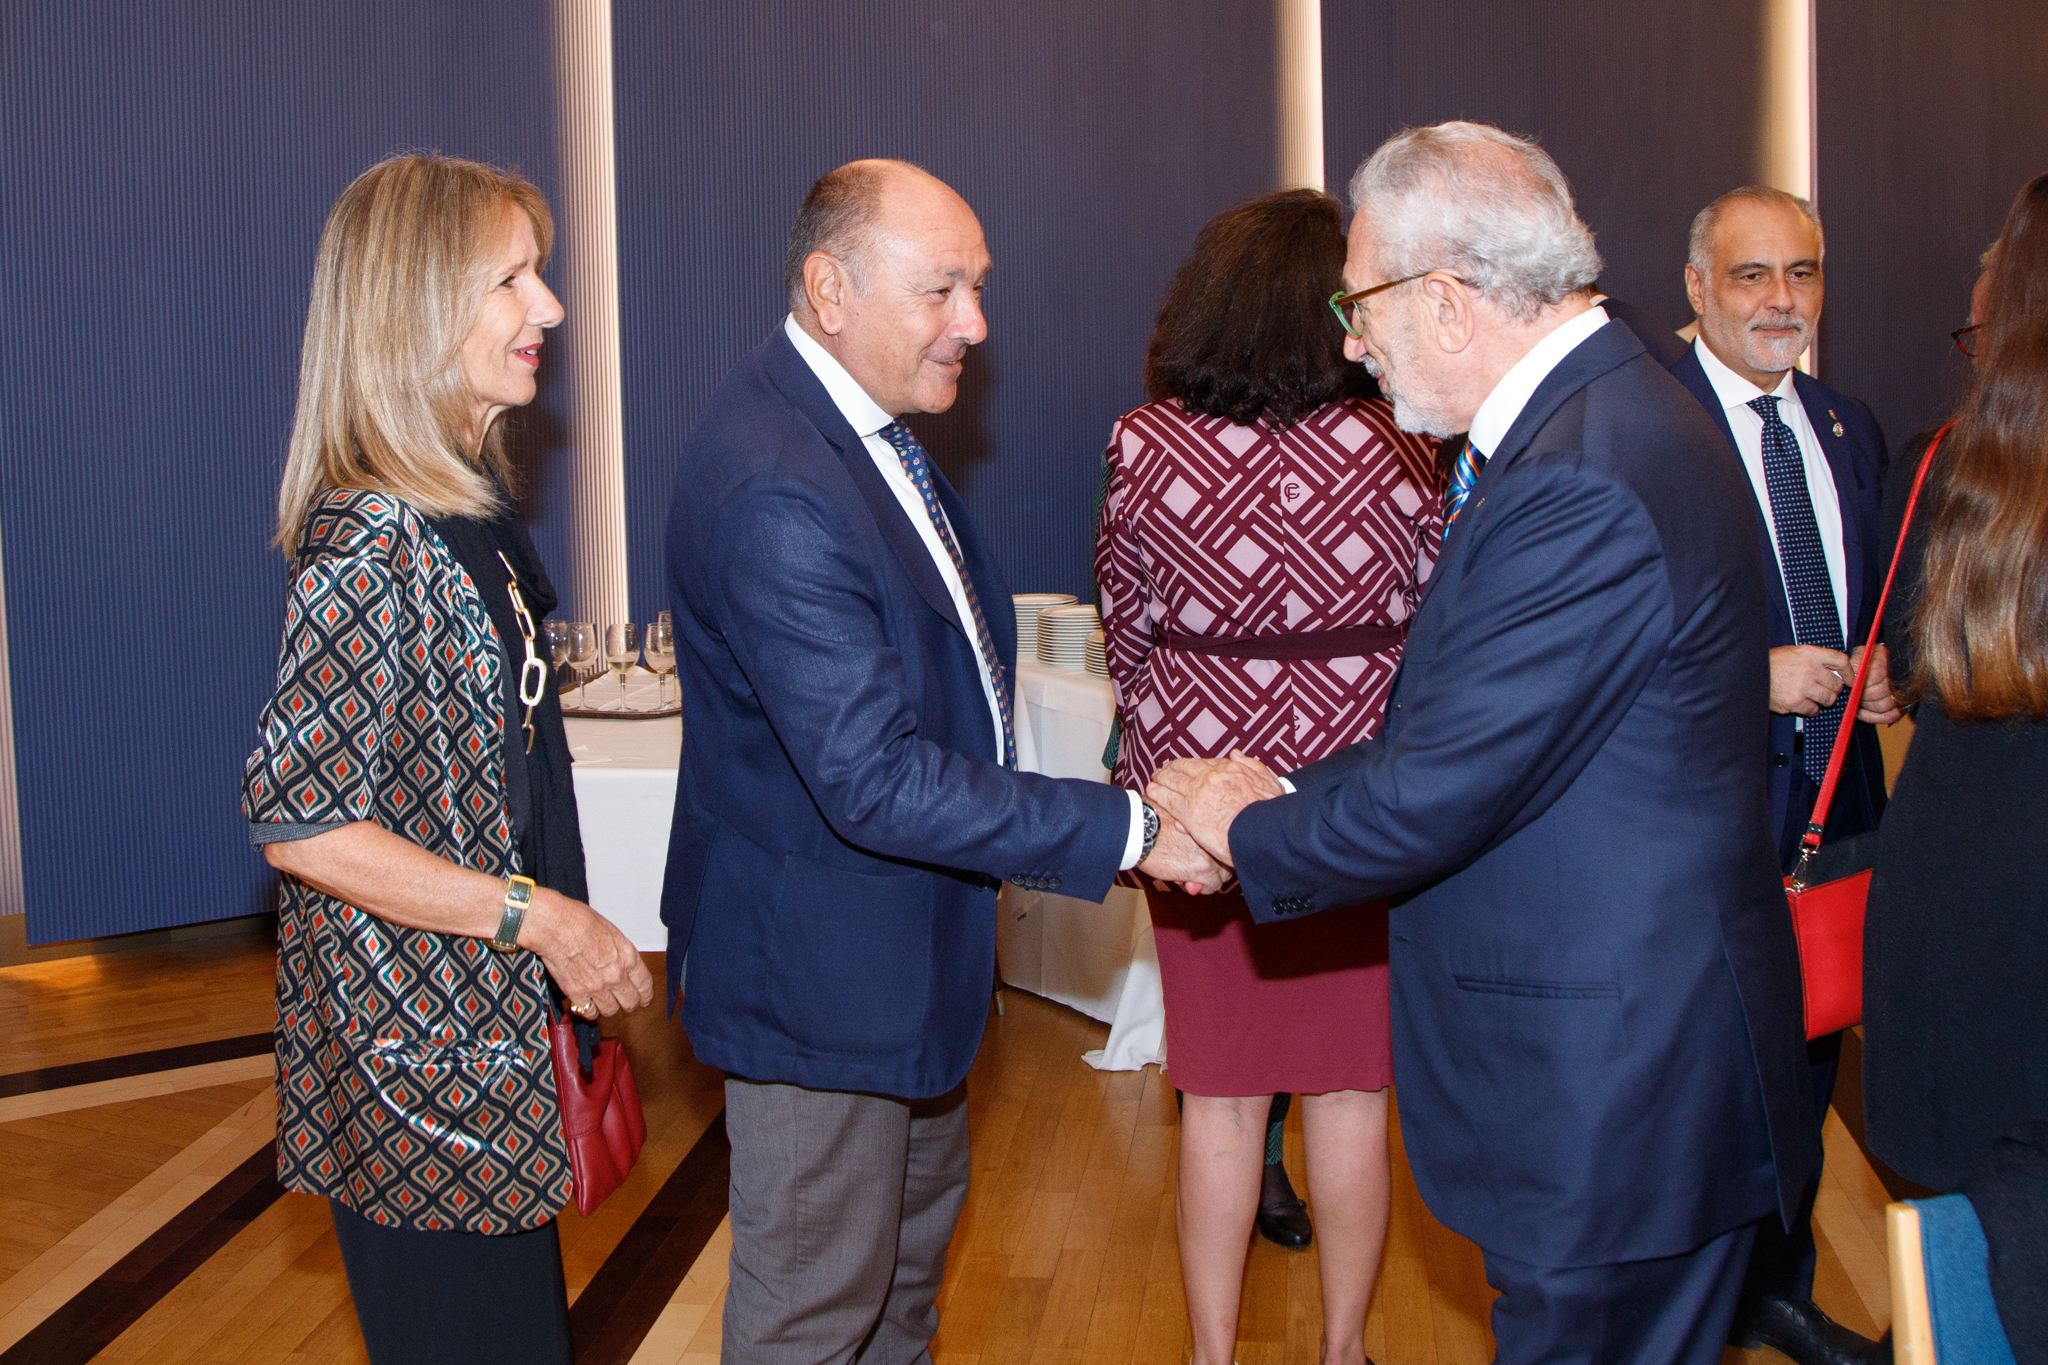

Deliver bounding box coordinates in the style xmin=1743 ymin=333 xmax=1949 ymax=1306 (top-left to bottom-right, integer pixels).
xmin=1327 ymin=271 xmax=1477 ymax=338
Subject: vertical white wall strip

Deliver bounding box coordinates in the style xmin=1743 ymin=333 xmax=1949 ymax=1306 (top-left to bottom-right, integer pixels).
xmin=1276 ymin=0 xmax=1325 ymax=192
xmin=552 ymin=0 xmax=630 ymax=627
xmin=1760 ymin=0 xmax=1818 ymax=374
xmin=0 ymin=514 xmax=23 ymax=921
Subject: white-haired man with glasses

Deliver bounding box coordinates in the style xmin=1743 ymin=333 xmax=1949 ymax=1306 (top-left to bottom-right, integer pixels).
xmin=1148 ymin=122 xmax=1820 ymax=1365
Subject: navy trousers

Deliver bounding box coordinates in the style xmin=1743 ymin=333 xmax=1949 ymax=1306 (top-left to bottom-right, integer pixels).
xmin=1484 ymin=1221 xmax=1758 ymax=1365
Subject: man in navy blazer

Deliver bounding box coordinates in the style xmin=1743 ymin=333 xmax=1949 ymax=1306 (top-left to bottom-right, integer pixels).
xmin=1150 ymin=123 xmax=1819 ymax=1365
xmin=660 ymin=161 xmax=1218 ymax=1363
xmin=1674 ymin=186 xmax=1899 ymax=1365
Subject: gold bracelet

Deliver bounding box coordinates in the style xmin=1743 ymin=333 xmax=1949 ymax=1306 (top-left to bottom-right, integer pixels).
xmin=489 ymin=875 xmax=537 ymax=952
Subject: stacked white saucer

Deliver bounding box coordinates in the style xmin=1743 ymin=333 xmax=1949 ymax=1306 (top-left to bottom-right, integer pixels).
xmin=1036 ymin=604 xmax=1101 ymax=671
xmin=1013 ymin=593 xmax=1077 ymax=658
xmin=1085 ymin=629 xmax=1108 ymax=678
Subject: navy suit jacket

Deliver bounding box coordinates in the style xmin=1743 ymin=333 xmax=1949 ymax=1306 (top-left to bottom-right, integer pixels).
xmin=659 ymin=328 xmax=1130 ymax=1098
xmin=1671 ymin=347 xmax=1889 ymax=865
xmin=1230 ymin=321 xmax=1819 ymax=1269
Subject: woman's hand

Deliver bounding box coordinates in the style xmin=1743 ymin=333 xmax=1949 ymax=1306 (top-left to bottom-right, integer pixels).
xmin=520 ymin=893 xmax=656 ymax=1018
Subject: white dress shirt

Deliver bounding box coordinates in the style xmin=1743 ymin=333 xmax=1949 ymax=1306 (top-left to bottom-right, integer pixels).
xmin=783 ymin=316 xmax=1147 ymax=868
xmin=1691 ymin=337 xmax=1848 ymax=640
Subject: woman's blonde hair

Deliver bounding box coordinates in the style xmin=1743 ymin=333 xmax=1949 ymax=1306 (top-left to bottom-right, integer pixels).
xmin=275 ymin=153 xmax=554 ymax=550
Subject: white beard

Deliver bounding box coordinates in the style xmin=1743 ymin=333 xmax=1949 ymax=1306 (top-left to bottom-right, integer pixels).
xmin=1741 ymin=314 xmax=1811 ymax=376
xmin=1365 ymin=320 xmax=1463 ymax=439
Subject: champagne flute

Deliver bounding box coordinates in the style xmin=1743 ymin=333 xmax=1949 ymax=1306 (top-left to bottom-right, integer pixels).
xmin=565 ymin=621 xmax=597 ymax=705
xmin=604 ymin=623 xmax=639 ymax=705
xmin=644 ymin=616 xmax=676 ymax=707
xmin=544 ymin=620 xmax=570 ymax=688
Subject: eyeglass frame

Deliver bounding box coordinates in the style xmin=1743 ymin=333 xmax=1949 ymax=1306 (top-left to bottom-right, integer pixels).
xmin=1328 ymin=270 xmax=1479 ymax=339
xmin=1951 ymin=323 xmax=1982 ymax=359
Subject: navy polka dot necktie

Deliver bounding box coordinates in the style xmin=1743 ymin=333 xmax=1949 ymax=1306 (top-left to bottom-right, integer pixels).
xmin=1750 ymin=395 xmax=1844 ymax=783
xmin=879 ymin=422 xmax=1017 ymax=769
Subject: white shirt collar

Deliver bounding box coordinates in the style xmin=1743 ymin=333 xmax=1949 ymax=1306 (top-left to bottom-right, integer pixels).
xmin=1692 ymin=334 xmax=1798 ymax=411
xmin=783 ymin=314 xmax=895 ymax=439
xmin=1465 ymin=304 xmax=1610 ymax=456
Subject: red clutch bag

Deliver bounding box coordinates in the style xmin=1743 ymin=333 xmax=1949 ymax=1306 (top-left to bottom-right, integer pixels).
xmin=548 ymin=1007 xmax=648 ymax=1216
xmin=1784 ymin=424 xmax=1948 ymax=1039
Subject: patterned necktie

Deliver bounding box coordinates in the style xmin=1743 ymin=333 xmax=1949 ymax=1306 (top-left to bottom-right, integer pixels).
xmin=1445 ymin=438 xmax=1486 ymax=524
xmin=1749 ymin=395 xmax=1845 ymax=783
xmin=879 ymin=422 xmax=1017 ymax=769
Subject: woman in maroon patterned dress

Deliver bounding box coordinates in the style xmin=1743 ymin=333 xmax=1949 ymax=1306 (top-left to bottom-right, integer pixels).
xmin=1096 ymin=189 xmax=1441 ymax=1365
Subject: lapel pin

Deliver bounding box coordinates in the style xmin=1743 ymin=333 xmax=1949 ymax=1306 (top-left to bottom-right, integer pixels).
xmin=1828 ymin=409 xmax=1845 ymax=437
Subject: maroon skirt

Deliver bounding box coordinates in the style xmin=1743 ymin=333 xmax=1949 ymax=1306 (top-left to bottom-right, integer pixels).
xmin=1147 ymin=886 xmax=1392 ymax=1098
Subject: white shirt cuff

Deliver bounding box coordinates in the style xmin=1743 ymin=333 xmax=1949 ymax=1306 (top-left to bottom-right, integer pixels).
xmin=1119 ymin=789 xmax=1146 ymax=870
xmin=1278 ymin=777 xmax=1296 ymax=794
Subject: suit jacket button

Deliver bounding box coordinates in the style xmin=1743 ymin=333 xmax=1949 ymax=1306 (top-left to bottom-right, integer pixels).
xmin=1773 ymin=753 xmax=1789 ymax=768
xmin=1045 ymin=877 xmax=1060 ymax=891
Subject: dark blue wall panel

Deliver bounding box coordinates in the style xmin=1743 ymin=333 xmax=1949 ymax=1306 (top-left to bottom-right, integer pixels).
xmin=614 ymin=1 xmax=1279 ymax=616
xmin=0 ymin=2 xmax=565 ymax=942
xmin=1817 ymin=0 xmax=2048 ymax=450
xmin=1321 ymin=1 xmax=1765 ymax=337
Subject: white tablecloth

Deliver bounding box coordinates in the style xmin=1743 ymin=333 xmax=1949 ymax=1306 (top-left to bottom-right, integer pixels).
xmin=1000 ymin=659 xmax=1165 ymax=1072
xmin=561 ymin=660 xmax=1168 ymax=1071
xmin=563 ymin=672 xmax=680 ymax=951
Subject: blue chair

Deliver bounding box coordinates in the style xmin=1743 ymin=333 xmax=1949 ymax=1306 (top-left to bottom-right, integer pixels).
xmin=1887 ymin=1195 xmax=2018 ymax=1364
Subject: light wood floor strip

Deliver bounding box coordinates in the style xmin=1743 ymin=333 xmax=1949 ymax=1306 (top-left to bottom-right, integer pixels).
xmin=0 ymin=1084 xmax=276 ymax=1348
xmin=0 ymin=1054 xmax=276 ymax=1124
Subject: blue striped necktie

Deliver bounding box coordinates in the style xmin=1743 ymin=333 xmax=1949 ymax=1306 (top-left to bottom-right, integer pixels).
xmin=1445 ymin=438 xmax=1486 ymax=524
xmin=879 ymin=422 xmax=1017 ymax=769
xmin=1750 ymin=395 xmax=1845 ymax=783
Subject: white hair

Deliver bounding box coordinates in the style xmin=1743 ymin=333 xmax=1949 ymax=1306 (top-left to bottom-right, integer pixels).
xmin=1687 ymin=185 xmax=1824 ymax=277
xmin=1347 ymin=121 xmax=1601 ymax=322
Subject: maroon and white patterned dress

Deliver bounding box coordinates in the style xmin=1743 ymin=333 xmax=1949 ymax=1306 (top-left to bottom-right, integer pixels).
xmin=1095 ymin=396 xmax=1442 ymax=1096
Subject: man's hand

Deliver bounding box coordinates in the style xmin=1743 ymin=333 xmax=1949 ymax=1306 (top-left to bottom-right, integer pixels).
xmin=1849 ymin=644 xmax=1902 ymax=725
xmin=1137 ymin=810 xmax=1229 ymax=894
xmin=1769 ymin=644 xmax=1852 ymax=716
xmin=1146 ymin=751 xmax=1285 ymax=867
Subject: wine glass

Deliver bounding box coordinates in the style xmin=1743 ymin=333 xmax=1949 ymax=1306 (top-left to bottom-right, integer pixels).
xmin=565 ymin=622 xmax=597 ymax=705
xmin=643 ymin=615 xmax=676 ymax=707
xmin=604 ymin=623 xmax=639 ymax=705
xmin=544 ymin=620 xmax=570 ymax=687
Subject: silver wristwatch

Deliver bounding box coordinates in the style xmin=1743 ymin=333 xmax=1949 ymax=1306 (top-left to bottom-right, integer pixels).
xmin=1140 ymin=801 xmax=1160 ymax=861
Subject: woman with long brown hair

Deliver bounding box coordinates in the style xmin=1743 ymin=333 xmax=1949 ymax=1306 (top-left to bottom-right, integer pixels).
xmin=1863 ymin=172 xmax=2048 ymax=1194
xmin=1096 ymin=188 xmax=1441 ymax=1365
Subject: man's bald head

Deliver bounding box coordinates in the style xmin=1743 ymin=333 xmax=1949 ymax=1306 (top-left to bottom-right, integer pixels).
xmin=785 ymin=159 xmax=952 ymax=313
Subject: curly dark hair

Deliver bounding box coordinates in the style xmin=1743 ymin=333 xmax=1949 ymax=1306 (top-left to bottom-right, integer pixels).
xmin=1142 ymin=188 xmax=1377 ymax=429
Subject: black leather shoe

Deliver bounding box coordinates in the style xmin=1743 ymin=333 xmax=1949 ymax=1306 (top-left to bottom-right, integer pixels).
xmin=1254 ymin=1161 xmax=1312 ymax=1249
xmin=1731 ymin=1296 xmax=1887 ymax=1365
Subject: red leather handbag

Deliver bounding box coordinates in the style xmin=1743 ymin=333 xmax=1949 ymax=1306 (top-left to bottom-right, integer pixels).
xmin=548 ymin=1007 xmax=648 ymax=1216
xmin=1785 ymin=424 xmax=1949 ymax=1039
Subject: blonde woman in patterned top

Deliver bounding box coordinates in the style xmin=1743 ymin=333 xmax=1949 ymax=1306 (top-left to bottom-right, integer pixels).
xmin=243 ymin=154 xmax=651 ymax=1365
xmin=1097 ymin=189 xmax=1442 ymax=1365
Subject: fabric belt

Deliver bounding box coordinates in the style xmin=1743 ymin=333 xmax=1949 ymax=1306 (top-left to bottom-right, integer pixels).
xmin=1158 ymin=621 xmax=1409 ymax=660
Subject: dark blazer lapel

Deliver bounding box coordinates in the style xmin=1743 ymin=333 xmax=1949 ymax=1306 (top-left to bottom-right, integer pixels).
xmin=930 ymin=465 xmax=1017 ymax=669
xmin=1431 ymin=321 xmax=1642 ymax=571
xmin=1676 ymin=347 xmax=1797 ymax=646
xmin=1795 ymin=373 xmax=1869 ymax=634
xmin=758 ymin=329 xmax=968 ymax=639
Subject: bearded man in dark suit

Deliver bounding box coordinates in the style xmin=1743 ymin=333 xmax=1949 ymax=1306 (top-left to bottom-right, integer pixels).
xmin=1148 ymin=122 xmax=1818 ymax=1365
xmin=1673 ymin=185 xmax=1899 ymax=1365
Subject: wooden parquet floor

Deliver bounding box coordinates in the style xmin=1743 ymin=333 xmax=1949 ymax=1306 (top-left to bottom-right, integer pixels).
xmin=0 ymin=936 xmax=1894 ymax=1364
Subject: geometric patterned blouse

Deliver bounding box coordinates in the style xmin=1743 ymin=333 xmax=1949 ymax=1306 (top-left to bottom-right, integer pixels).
xmin=1096 ymin=397 xmax=1444 ymax=799
xmin=242 ymin=488 xmax=569 ymax=1233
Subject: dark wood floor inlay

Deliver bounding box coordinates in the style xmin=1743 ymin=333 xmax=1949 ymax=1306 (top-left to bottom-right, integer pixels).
xmin=0 ymin=1142 xmax=284 ymax=1365
xmin=0 ymin=1032 xmax=275 ymax=1099
xmin=570 ymin=1109 xmax=732 ymax=1365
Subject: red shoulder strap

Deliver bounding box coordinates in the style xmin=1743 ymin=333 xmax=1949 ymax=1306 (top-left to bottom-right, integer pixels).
xmin=1797 ymin=422 xmax=1955 ymax=864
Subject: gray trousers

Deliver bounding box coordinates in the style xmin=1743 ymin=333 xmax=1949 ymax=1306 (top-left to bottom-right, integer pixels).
xmin=722 ymin=1077 xmax=971 ymax=1365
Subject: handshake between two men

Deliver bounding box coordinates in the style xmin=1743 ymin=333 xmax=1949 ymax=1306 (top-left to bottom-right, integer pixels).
xmin=1134 ymin=751 xmax=1289 ymax=894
